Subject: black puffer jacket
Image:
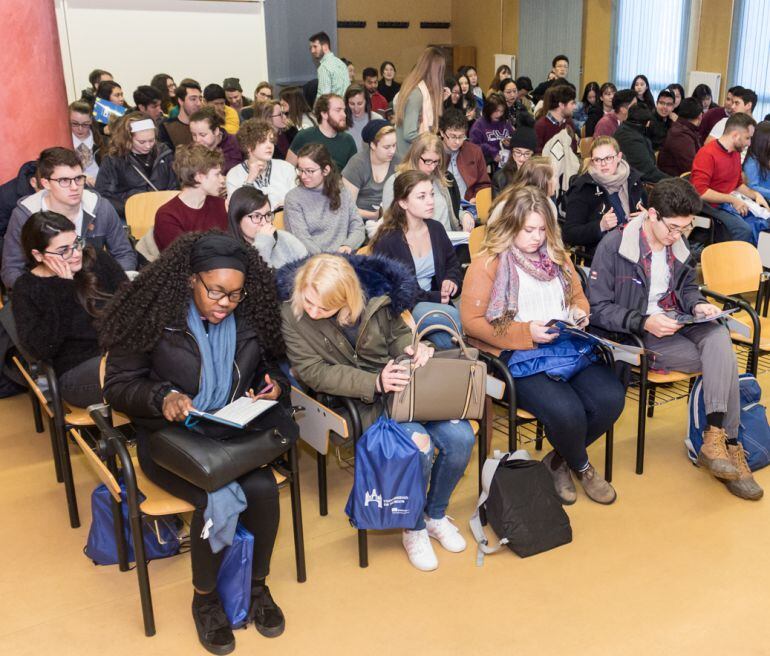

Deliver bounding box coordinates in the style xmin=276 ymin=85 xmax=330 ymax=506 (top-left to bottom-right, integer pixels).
xmin=103 ymin=314 xmax=289 ymax=432
xmin=563 ymin=168 xmax=646 ymax=256
xmin=95 ymin=143 xmax=177 ymax=218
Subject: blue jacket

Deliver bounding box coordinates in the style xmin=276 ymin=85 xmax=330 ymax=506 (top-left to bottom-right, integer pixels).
xmin=744 ymin=155 xmax=770 ymax=201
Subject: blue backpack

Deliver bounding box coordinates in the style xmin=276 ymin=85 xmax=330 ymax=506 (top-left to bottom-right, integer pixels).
xmin=217 ymin=524 xmax=253 ymax=628
xmin=85 ymin=482 xmax=181 ymax=565
xmin=686 ymin=373 xmax=770 ymax=471
xmin=345 ymin=414 xmax=428 ymax=530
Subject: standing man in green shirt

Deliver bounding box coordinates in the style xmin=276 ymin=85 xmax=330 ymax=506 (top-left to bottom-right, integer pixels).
xmin=309 ymin=31 xmax=350 ymax=101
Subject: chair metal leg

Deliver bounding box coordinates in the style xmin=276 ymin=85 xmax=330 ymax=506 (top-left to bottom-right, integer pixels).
xmin=357 ymin=529 xmax=368 ymax=568
xmin=48 ymin=417 xmax=63 ymax=483
xmin=605 ymin=426 xmax=614 ymax=483
xmin=535 ymin=422 xmax=544 ymax=451
xmin=479 ymin=400 xmax=489 ymax=526
xmin=646 ymin=385 xmax=656 ymax=418
xmin=130 ymin=513 xmax=156 ymax=636
xmin=106 ymin=456 xmax=129 ymax=572
xmin=636 ymin=362 xmax=649 ymax=475
xmin=289 ymin=445 xmax=307 ymax=582
xmin=58 ymin=424 xmax=80 ymax=528
xmin=316 ymin=452 xmax=327 ymax=516
xmin=30 ymin=391 xmax=44 ymax=433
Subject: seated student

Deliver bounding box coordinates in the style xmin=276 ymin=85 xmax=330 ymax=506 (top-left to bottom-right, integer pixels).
xmin=158 ymin=81 xmax=203 ymax=149
xmin=499 ymin=78 xmax=524 ymax=128
xmin=377 ymin=60 xmax=401 ymax=104
xmin=101 ymin=232 xmax=291 ymax=653
xmin=457 ymin=71 xmax=482 ymax=117
xmin=469 ymin=93 xmax=513 ymax=166
xmin=223 ymin=78 xmax=251 ymax=115
xmin=699 ymin=86 xmax=740 ymax=140
xmin=283 ymin=143 xmax=364 ymax=254
xmin=707 ymin=87 xmax=757 ymax=144
xmin=487 ymin=65 xmax=512 ymax=96
xmin=279 ymin=86 xmax=316 ymax=131
xmin=154 ymin=144 xmax=227 ymax=252
xmin=614 ymin=104 xmax=669 ymax=183
xmin=658 ymin=98 xmax=704 ymax=176
xmin=588 ymin=177 xmax=762 ymax=500
xmin=445 ymin=76 xmax=477 ymax=125
xmin=240 ymin=83 xmax=275 ymax=121
xmin=744 ymin=121 xmax=770 ymax=201
xmin=12 ymin=211 xmax=126 ymax=407
xmin=693 ymin=83 xmax=718 ymax=114
xmin=362 ymin=67 xmax=388 ymax=114
xmin=461 ymin=185 xmax=624 ymax=504
xmin=439 ymin=108 xmax=491 ymax=203
xmin=460 ymin=66 xmax=483 ymax=102
xmin=2 ymin=147 xmax=136 ymax=289
xmin=534 ymin=84 xmax=578 ymax=154
xmin=564 ymin=136 xmax=646 ymax=256
xmin=531 ymin=55 xmax=575 ymax=104
xmin=227 ymin=187 xmax=307 ymax=268
xmin=280 ymin=253 xmax=474 ymax=570
xmin=95 ymin=112 xmax=177 ymax=219
xmin=132 ymin=85 xmax=164 ymax=125
xmin=96 ymin=80 xmax=128 ymax=110
xmin=286 ymin=94 xmax=358 ymax=171
xmin=585 ymin=83 xmax=616 ymax=137
xmin=492 ymin=112 xmax=537 ymax=197
xmin=371 ymin=170 xmax=462 ymax=348
xmin=593 ymin=88 xmax=635 ymax=138
xmin=150 ymin=73 xmax=177 ymax=115
xmin=80 ymin=68 xmax=112 ymax=106
xmin=203 ymin=83 xmax=240 ymax=135
xmin=69 ymin=101 xmax=102 ymax=187
xmin=382 ymin=133 xmax=473 ymax=234
xmin=342 ymin=120 xmax=399 ymax=226
xmin=189 ymin=107 xmax=243 ymax=174
xmin=489 ymin=156 xmax=560 ymax=226
xmin=573 ymin=81 xmax=600 ymax=134
xmin=632 ymin=74 xmax=655 ymax=111
xmin=227 ymin=120 xmax=296 ymax=209
xmin=690 ymin=113 xmax=767 ymax=243
xmin=344 ymin=84 xmax=384 ymax=151
xmin=667 ymin=83 xmax=685 ymax=114
xmin=648 ymin=89 xmax=676 ymax=151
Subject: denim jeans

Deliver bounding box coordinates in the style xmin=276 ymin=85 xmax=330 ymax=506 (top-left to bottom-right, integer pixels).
xmin=411 ymin=301 xmax=462 ymax=350
xmin=399 ymin=419 xmax=475 ymax=530
xmin=701 ymin=204 xmax=754 ymax=243
xmin=513 ymin=363 xmax=626 ymax=471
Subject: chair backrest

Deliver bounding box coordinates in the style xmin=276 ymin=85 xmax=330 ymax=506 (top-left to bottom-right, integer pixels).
xmin=757 ymin=232 xmax=770 ymax=269
xmin=469 ymin=225 xmax=486 ymax=260
xmin=701 ymin=241 xmax=763 ymax=296
xmin=273 ymin=210 xmax=285 ymax=231
xmin=579 ymin=137 xmax=593 ymax=160
xmin=125 ymin=191 xmax=179 ymax=239
xmin=476 ymin=187 xmax=493 ymax=224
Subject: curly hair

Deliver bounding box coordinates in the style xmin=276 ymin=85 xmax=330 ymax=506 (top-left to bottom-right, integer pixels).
xmin=98 ymin=230 xmax=285 ymax=358
xmin=107 ymin=111 xmax=156 ymax=158
xmin=236 ymin=119 xmax=276 ymax=157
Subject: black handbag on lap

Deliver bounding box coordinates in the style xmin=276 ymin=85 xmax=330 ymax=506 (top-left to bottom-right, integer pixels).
xmin=148 ymin=405 xmax=298 ymax=492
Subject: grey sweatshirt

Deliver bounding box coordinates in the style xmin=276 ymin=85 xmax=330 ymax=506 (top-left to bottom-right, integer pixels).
xmin=251 ymin=230 xmax=308 ymax=269
xmin=283 ymin=184 xmax=365 ymax=254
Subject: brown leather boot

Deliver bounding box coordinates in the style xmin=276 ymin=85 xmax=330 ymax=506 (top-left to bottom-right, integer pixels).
xmin=723 ymin=444 xmax=764 ymax=500
xmin=576 ymin=464 xmax=617 ymax=505
xmin=698 ymin=426 xmax=739 ymax=480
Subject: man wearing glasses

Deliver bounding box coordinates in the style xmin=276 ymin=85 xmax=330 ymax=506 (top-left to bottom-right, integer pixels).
xmin=2 ymin=147 xmax=136 ymax=289
xmin=588 ymin=177 xmax=761 ymax=500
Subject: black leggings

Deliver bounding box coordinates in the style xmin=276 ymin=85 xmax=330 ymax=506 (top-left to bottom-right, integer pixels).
xmin=137 ymin=436 xmax=280 ymax=592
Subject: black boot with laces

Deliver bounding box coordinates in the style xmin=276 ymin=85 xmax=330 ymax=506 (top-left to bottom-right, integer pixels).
xmin=249 ymin=582 xmax=285 ymax=637
xmin=192 ymin=590 xmax=235 ymax=655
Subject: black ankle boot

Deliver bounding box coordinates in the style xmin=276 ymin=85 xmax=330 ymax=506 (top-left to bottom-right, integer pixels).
xmin=249 ymin=584 xmax=285 ymax=637
xmin=192 ymin=591 xmax=235 ymax=655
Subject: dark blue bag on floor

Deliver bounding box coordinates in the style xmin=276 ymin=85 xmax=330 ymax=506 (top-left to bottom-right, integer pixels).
xmin=85 ymin=482 xmax=181 ymax=565
xmin=216 ymin=524 xmax=254 ymax=629
xmin=686 ymin=373 xmax=770 ymax=471
xmin=345 ymin=414 xmax=427 ymax=530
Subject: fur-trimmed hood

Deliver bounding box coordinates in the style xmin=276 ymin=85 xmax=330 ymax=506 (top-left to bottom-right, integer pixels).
xmin=275 ymin=252 xmax=419 ymax=315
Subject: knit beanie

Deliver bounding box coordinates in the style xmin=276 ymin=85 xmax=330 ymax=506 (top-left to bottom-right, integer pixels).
xmin=510 ymin=112 xmax=537 ymax=151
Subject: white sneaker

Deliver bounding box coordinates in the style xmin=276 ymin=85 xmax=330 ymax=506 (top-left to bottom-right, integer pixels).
xmin=402 ymin=529 xmax=438 ymax=571
xmin=425 ymin=515 xmax=467 ymax=553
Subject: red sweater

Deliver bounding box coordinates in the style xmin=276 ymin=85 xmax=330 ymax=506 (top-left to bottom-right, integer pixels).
xmin=690 ymin=139 xmax=741 ymax=202
xmin=154 ymin=195 xmax=228 ymax=251
xmin=535 ymin=114 xmax=578 ymax=154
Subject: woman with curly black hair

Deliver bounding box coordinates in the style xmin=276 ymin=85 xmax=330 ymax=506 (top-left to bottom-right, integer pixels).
xmin=100 ymin=231 xmax=291 ymax=654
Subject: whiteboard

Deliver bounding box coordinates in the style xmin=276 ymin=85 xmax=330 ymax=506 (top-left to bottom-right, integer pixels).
xmin=494 ymin=54 xmax=517 ymax=78
xmin=55 ymin=0 xmax=269 ymax=103
xmin=687 ymin=71 xmax=722 ymax=99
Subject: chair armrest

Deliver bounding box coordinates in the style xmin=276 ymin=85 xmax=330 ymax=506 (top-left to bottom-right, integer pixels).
xmin=700 ymin=285 xmax=761 ymax=354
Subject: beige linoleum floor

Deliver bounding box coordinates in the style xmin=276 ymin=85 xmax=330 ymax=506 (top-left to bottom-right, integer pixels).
xmin=3 ymin=377 xmax=770 ymax=656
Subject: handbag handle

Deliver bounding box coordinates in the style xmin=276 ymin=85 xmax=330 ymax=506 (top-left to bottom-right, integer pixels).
xmin=412 ymin=323 xmax=475 ymax=360
xmin=412 ymin=308 xmax=461 ymax=335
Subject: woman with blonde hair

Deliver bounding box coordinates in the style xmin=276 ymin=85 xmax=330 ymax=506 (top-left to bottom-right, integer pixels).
xmin=95 ymin=111 xmax=177 ymax=219
xmin=381 ymin=132 xmax=473 ymax=234
xmin=394 ymin=46 xmax=446 ymax=157
xmin=279 ymin=253 xmax=474 ymax=571
xmin=563 ymin=135 xmax=646 ymax=256
xmin=461 ymin=186 xmax=625 ymax=505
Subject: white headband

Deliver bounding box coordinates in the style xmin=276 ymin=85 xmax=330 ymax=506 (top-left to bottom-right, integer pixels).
xmin=130 ymin=119 xmax=155 ymax=133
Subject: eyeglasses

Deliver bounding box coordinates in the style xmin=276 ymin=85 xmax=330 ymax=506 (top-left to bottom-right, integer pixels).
xmin=197 ymin=275 xmax=247 ymax=303
xmin=443 ymin=133 xmax=466 ymax=143
xmin=512 ymin=148 xmax=532 ymax=160
xmin=46 ymin=175 xmax=87 ymax=188
xmin=296 ymin=167 xmax=320 ymax=176
xmin=419 ymin=156 xmax=441 ymax=167
xmin=591 ymin=154 xmax=618 ymax=166
xmin=70 ymin=121 xmax=92 ymax=129
xmin=658 ymin=216 xmax=693 ymax=236
xmin=245 ymin=210 xmax=274 ymax=225
xmin=45 ymin=237 xmax=85 ymax=260
xmin=272 ymin=111 xmax=289 ymax=119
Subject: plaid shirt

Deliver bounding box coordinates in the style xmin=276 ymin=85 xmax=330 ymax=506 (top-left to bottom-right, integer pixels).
xmin=639 ymin=227 xmax=680 ymax=312
xmin=316 ymin=52 xmax=350 ymax=100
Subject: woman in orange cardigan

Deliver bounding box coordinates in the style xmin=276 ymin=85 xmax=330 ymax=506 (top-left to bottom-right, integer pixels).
xmin=461 ymin=185 xmax=625 ymax=505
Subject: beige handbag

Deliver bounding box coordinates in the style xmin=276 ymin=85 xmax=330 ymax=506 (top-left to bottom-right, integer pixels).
xmin=388 ymin=311 xmax=487 ymax=422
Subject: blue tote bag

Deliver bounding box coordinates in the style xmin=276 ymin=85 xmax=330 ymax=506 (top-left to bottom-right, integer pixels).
xmin=216 ymin=524 xmax=254 ymax=628
xmin=345 ymin=414 xmax=428 ymax=530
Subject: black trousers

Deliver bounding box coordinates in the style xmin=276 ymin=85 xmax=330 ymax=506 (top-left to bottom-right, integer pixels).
xmin=137 ymin=435 xmax=280 ymax=592
xmin=59 ymin=356 xmax=103 ymax=408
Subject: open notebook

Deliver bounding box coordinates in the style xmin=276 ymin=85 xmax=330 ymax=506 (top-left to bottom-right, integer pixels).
xmin=188 ymin=397 xmax=277 ymax=429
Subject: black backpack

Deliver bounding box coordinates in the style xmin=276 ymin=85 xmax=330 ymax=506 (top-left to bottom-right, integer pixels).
xmin=470 ymin=451 xmax=572 ymax=561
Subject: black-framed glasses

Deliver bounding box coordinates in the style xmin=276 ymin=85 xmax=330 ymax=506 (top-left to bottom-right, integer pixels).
xmin=419 ymin=156 xmax=441 ymax=167
xmin=512 ymin=148 xmax=533 ymax=160
xmin=658 ymin=216 xmax=694 ymax=236
xmin=245 ymin=210 xmax=274 ymax=225
xmin=196 ymin=275 xmax=247 ymax=303
xmin=591 ymin=154 xmax=617 ymax=166
xmin=47 ymin=175 xmax=87 ymax=188
xmin=45 ymin=237 xmax=85 ymax=260
xmin=70 ymin=120 xmax=92 ymax=129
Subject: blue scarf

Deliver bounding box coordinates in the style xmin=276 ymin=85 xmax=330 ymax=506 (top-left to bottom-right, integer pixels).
xmin=186 ymin=300 xmax=237 ymax=412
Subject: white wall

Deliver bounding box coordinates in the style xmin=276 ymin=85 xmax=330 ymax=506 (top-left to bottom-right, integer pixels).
xmin=55 ymin=0 xmax=269 ymax=103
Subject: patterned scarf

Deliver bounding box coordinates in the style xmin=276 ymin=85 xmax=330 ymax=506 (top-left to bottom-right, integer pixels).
xmin=486 ymin=245 xmax=571 ymax=334
xmin=639 ymin=226 xmax=680 ymax=312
